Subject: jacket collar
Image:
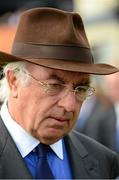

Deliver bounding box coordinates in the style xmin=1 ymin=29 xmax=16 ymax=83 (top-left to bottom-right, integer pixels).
xmin=65 ymin=130 xmax=100 ymax=179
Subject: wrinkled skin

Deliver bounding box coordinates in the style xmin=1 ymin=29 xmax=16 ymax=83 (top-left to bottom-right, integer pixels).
xmin=7 ymin=62 xmax=90 ymax=144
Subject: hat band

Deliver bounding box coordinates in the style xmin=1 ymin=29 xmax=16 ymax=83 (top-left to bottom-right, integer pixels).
xmin=12 ymin=42 xmax=93 ymax=63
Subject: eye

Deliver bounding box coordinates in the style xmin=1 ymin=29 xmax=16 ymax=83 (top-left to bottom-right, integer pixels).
xmin=75 ymin=86 xmax=88 ymax=93
xmin=48 ymin=83 xmax=65 ymax=91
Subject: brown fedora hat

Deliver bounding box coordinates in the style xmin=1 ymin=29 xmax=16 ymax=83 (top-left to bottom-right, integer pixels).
xmin=0 ymin=7 xmax=118 ymax=74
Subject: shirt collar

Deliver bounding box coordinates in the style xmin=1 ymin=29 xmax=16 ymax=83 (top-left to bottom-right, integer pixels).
xmin=0 ymin=101 xmax=63 ymax=159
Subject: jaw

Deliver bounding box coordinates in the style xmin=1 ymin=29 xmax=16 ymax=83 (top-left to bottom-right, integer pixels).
xmin=31 ymin=124 xmax=70 ymax=145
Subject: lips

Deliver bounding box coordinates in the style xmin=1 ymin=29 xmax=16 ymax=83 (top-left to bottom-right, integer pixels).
xmin=47 ymin=116 xmax=69 ymax=128
xmin=51 ymin=116 xmax=69 ymax=122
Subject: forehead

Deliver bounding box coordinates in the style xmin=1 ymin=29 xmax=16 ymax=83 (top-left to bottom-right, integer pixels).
xmin=27 ymin=62 xmax=90 ymax=83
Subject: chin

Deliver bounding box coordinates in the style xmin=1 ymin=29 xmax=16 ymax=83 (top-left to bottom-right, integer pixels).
xmin=39 ymin=135 xmax=61 ymax=145
xmin=32 ymin=126 xmax=68 ymax=144
xmin=39 ymin=131 xmax=65 ymax=145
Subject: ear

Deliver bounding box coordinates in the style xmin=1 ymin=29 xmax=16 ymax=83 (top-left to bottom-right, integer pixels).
xmin=6 ymin=70 xmax=19 ymax=98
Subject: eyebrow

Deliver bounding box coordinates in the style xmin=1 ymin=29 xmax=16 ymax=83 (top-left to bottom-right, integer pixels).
xmin=74 ymin=81 xmax=90 ymax=87
xmin=48 ymin=73 xmax=90 ymax=86
xmin=48 ymin=74 xmax=66 ymax=83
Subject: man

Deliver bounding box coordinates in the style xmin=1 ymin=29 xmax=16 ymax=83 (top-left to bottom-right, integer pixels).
xmin=75 ymin=89 xmax=118 ymax=151
xmin=0 ymin=7 xmax=119 ymax=179
xmin=75 ymin=70 xmax=119 ymax=155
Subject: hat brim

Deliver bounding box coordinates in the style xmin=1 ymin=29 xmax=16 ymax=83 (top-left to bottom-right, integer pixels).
xmin=0 ymin=51 xmax=118 ymax=75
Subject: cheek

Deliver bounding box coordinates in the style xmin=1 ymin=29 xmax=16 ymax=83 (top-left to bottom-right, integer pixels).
xmin=75 ymin=101 xmax=83 ymax=116
xmin=24 ymin=96 xmax=57 ymax=131
xmin=69 ymin=102 xmax=83 ymax=126
xmin=17 ymin=90 xmax=45 ymax=127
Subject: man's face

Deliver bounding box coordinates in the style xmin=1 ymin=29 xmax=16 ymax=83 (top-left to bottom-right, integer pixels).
xmin=7 ymin=63 xmax=90 ymax=144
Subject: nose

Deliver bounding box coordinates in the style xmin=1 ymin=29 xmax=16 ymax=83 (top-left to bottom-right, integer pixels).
xmin=57 ymin=91 xmax=80 ymax=112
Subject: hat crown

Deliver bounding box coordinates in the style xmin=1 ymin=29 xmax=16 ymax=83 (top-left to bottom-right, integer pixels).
xmin=1 ymin=7 xmax=117 ymax=75
xmin=13 ymin=8 xmax=90 ymax=48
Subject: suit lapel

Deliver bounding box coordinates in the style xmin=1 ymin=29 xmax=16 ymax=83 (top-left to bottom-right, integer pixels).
xmin=0 ymin=117 xmax=32 ymax=179
xmin=65 ymin=131 xmax=100 ymax=179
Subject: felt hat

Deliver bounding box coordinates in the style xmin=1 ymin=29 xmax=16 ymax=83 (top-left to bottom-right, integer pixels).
xmin=0 ymin=7 xmax=118 ymax=74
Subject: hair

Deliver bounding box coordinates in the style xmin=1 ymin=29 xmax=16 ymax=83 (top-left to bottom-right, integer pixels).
xmin=0 ymin=61 xmax=30 ymax=103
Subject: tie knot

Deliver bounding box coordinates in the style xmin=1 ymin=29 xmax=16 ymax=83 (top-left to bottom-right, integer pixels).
xmin=37 ymin=143 xmax=50 ymax=158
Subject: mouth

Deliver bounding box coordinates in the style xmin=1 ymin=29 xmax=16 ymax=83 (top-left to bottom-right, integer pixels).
xmin=54 ymin=117 xmax=69 ymax=122
xmin=47 ymin=116 xmax=70 ymax=128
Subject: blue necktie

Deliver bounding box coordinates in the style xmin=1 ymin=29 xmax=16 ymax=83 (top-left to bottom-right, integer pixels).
xmin=36 ymin=143 xmax=54 ymax=179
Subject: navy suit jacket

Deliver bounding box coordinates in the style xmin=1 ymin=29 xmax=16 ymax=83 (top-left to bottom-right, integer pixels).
xmin=0 ymin=117 xmax=119 ymax=179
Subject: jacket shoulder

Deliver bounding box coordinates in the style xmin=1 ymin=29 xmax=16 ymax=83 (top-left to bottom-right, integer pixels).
xmin=70 ymin=130 xmax=117 ymax=156
xmin=68 ymin=130 xmax=119 ymax=178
